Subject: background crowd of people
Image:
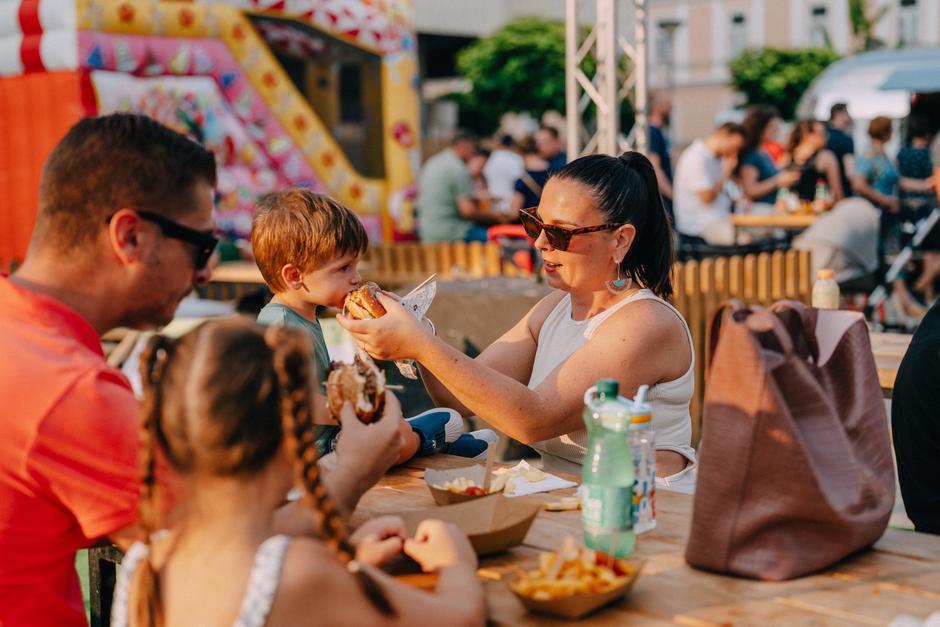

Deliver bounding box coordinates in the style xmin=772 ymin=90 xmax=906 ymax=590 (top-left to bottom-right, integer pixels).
xmin=416 ymin=97 xmax=940 ymax=327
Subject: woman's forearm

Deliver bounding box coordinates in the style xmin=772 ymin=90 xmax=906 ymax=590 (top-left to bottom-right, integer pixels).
xmin=414 ymin=335 xmax=553 ymax=443
xmin=417 ymin=362 xmax=472 ymax=417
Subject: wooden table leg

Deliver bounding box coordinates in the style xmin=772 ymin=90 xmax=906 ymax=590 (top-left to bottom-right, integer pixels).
xmin=88 ymin=545 xmax=124 ymax=627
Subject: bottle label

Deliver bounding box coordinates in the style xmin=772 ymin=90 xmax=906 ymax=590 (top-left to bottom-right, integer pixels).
xmin=582 ymin=486 xmax=633 ymax=530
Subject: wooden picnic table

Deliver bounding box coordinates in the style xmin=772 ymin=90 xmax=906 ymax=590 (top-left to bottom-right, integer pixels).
xmin=354 ymin=455 xmax=940 ymax=625
xmin=870 ymin=331 xmax=913 ymax=397
xmin=731 ymin=213 xmax=818 ymax=230
xmin=209 ymin=261 xmax=264 ymax=284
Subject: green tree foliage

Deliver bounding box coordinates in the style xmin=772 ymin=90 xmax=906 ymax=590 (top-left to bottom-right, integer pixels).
xmin=728 ymin=47 xmax=840 ymax=120
xmin=453 ymin=18 xmax=568 ymax=134
xmin=452 ymin=17 xmax=635 ymax=136
xmin=848 ymin=0 xmax=888 ymax=51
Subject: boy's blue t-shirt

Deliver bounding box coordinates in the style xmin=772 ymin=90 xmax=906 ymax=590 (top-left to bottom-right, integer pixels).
xmin=257 ymin=302 xmax=339 ymax=456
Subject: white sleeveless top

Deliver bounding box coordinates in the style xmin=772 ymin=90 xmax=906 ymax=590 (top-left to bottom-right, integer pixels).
xmin=110 ymin=534 xmax=292 ymax=627
xmin=528 ymin=289 xmax=697 ymax=480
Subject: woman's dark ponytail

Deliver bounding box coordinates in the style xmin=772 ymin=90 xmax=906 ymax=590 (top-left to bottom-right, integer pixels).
xmin=553 ymin=151 xmax=675 ymax=298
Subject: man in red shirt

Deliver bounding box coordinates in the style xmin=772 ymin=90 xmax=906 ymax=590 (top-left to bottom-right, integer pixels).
xmin=0 ymin=114 xmax=402 ymax=626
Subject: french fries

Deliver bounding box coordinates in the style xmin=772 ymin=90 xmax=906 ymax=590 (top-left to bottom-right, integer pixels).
xmin=432 ymin=466 xmax=549 ymax=496
xmin=544 ymin=497 xmax=581 ymax=512
xmin=510 ymin=537 xmax=636 ymax=601
xmin=432 ymin=477 xmax=496 ymax=496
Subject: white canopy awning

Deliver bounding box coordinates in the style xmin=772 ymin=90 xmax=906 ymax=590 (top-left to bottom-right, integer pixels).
xmin=797 ymin=48 xmax=940 ymax=121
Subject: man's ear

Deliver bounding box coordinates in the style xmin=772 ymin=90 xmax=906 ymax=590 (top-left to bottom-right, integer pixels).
xmin=108 ymin=209 xmax=146 ymax=266
xmin=280 ymin=263 xmax=305 ymax=290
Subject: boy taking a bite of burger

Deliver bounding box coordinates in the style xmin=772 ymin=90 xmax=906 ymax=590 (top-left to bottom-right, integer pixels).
xmin=251 ymin=188 xmax=496 ymax=461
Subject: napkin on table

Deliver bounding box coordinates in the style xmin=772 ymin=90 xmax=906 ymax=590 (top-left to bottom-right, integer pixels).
xmin=497 ymin=460 xmax=577 ymax=497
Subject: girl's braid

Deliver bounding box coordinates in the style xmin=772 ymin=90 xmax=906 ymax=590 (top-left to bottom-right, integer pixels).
xmin=131 ymin=334 xmax=176 ymax=627
xmin=267 ymin=326 xmax=395 ymax=616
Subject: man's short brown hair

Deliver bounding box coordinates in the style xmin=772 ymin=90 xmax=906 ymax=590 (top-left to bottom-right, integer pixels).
xmin=33 ymin=113 xmax=217 ymax=252
xmin=251 ymin=188 xmax=368 ymax=293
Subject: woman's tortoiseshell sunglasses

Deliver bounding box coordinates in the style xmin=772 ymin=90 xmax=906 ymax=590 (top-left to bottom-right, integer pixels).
xmin=519 ymin=208 xmax=625 ymax=251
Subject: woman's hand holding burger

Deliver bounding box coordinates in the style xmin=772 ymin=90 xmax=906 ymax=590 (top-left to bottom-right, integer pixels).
xmin=337 ymin=290 xmax=434 ymax=362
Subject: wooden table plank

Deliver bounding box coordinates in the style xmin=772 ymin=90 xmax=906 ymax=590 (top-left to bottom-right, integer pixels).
xmin=870 ymin=331 xmax=912 ymax=396
xmin=730 ymin=213 xmax=818 ymax=229
xmin=209 ymin=261 xmax=264 ymax=284
xmin=353 ymin=455 xmax=940 ymax=625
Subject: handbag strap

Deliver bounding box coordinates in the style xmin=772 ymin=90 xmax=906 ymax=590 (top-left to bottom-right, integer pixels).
xmin=745 ymin=305 xmax=796 ymax=360
xmin=769 ymin=300 xmax=820 ymax=364
xmin=706 ymin=299 xmax=747 ymax=372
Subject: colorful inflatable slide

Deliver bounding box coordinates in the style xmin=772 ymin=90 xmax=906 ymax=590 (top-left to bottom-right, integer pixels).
xmin=0 ymin=0 xmax=420 ymax=266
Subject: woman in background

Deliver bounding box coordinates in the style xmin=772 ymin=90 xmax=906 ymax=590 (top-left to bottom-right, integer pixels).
xmin=737 ymin=106 xmax=800 ymax=206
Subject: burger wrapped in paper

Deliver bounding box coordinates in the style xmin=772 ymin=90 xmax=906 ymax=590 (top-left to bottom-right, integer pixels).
xmin=343 ymin=282 xmax=387 ymax=320
xmin=326 ymin=352 xmax=386 ymax=423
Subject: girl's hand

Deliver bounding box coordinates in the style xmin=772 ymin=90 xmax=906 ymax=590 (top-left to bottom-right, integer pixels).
xmin=403 ymin=519 xmax=478 ymax=572
xmin=336 ymin=292 xmax=432 ymax=361
xmin=352 ymin=516 xmax=406 ymax=566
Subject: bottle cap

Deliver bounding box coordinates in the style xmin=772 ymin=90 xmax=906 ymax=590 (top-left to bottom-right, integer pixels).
xmin=596 ymin=378 xmax=619 ymax=397
xmin=817 ymin=268 xmax=835 ymax=279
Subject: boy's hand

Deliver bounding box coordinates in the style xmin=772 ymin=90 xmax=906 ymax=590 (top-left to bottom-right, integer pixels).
xmin=337 ymin=292 xmax=432 ymax=361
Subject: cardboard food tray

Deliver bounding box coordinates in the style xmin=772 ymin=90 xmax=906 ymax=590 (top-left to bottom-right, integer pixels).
xmin=508 ymin=559 xmax=643 ymax=620
xmin=424 ymin=465 xmax=502 ymax=505
xmin=398 ymin=494 xmax=540 ymax=556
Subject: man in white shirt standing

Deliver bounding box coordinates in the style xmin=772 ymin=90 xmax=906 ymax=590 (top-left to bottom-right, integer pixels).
xmin=673 ymin=122 xmax=746 ymax=245
xmin=483 ymin=135 xmax=525 ymax=212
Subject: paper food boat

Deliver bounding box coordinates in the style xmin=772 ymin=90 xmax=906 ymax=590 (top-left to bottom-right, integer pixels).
xmin=398 ymin=494 xmax=540 ymax=556
xmin=508 ymin=558 xmax=643 ymax=620
xmin=424 ymin=465 xmax=502 ymax=505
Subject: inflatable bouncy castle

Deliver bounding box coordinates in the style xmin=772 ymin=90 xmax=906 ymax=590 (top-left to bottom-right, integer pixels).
xmin=0 ymin=0 xmax=421 ymax=266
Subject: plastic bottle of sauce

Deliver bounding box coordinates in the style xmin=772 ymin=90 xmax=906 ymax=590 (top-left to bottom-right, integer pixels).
xmin=812 ymin=268 xmax=840 ymax=309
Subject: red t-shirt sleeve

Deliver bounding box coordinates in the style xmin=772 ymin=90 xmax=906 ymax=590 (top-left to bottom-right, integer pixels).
xmin=28 ymin=367 xmax=140 ymax=541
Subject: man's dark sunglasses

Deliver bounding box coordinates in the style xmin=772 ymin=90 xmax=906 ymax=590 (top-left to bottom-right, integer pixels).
xmin=519 ymin=208 xmax=625 ymax=251
xmin=106 ymin=210 xmax=218 ymax=269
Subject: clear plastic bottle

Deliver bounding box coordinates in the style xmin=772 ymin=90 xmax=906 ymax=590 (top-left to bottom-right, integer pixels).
xmin=812 ymin=268 xmax=840 ymax=309
xmin=813 ymin=179 xmax=830 ymax=213
xmin=582 ymin=379 xmax=635 ymax=557
xmin=628 ymin=385 xmax=656 ymax=534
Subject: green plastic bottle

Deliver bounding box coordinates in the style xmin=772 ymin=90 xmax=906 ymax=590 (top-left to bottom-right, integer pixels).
xmin=581 ymin=378 xmax=635 ymax=557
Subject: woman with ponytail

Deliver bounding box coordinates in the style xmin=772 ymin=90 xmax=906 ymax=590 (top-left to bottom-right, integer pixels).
xmin=340 ymin=152 xmax=696 ymax=490
xmin=111 ymin=318 xmax=484 ymax=627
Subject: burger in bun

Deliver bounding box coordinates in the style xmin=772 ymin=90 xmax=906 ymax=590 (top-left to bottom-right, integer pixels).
xmin=343 ymin=282 xmax=387 ymax=320
xmin=326 ymin=352 xmax=386 ymax=423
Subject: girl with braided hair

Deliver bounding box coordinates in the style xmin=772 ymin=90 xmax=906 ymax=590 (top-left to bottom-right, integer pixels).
xmin=111 ymin=318 xmax=484 ymax=627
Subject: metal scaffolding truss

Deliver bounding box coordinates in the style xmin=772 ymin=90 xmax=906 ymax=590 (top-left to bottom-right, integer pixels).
xmin=565 ymin=0 xmax=648 ymax=158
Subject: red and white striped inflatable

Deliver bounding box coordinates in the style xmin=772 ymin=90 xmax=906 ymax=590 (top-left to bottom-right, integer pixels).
xmin=0 ymin=0 xmax=78 ymax=76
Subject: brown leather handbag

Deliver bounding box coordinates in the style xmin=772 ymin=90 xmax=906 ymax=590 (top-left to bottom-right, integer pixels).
xmin=685 ymin=301 xmax=895 ymax=581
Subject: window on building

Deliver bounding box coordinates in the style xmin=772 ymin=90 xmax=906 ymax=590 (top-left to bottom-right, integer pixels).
xmin=730 ymin=13 xmax=747 ymax=57
xmin=898 ymin=0 xmax=918 ymax=47
xmin=655 ymin=23 xmax=671 ymax=67
xmin=810 ymin=5 xmax=828 ymax=48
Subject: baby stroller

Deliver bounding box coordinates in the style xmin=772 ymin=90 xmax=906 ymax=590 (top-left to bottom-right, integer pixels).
xmin=867 ymin=205 xmax=940 ymax=330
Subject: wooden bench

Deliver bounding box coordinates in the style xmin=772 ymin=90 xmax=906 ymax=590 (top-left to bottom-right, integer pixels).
xmin=204 ymin=241 xmax=529 ymax=299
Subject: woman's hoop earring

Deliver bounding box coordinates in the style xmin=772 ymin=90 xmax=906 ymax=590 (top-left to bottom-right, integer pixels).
xmin=606 ymin=263 xmax=633 ymax=295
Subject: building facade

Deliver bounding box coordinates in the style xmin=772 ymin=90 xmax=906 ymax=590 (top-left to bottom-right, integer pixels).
xmin=414 ymin=0 xmax=940 ymax=150
xmin=648 ymin=0 xmax=940 ymax=146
